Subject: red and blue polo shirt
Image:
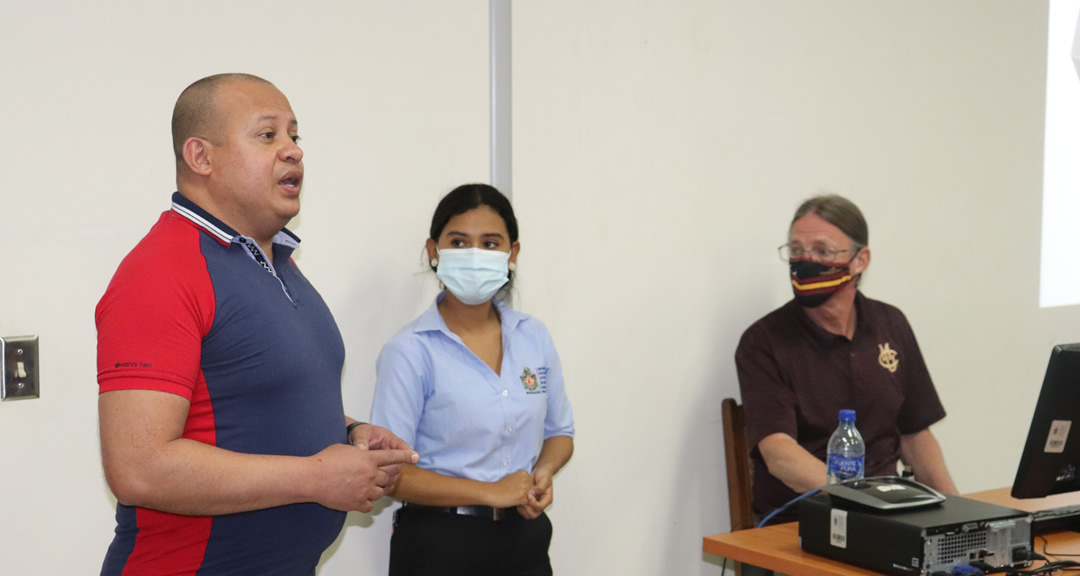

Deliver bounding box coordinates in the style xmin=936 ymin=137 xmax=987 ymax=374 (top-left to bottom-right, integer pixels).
xmin=96 ymin=192 xmax=348 ymax=576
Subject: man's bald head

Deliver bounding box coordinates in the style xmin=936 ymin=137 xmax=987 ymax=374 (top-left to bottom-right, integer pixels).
xmin=171 ymin=73 xmax=274 ymax=171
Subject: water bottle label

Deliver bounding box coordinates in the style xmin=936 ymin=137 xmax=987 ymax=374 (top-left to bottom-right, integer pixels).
xmin=827 ymin=454 xmax=864 ymax=481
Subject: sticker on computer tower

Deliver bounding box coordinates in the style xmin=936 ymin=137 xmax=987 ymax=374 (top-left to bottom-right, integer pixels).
xmin=830 ymin=508 xmax=847 ymax=548
xmin=1045 ymin=420 xmax=1072 ymax=454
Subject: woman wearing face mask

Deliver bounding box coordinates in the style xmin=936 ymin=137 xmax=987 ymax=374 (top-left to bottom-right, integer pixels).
xmin=734 ymin=194 xmax=957 ymax=525
xmin=372 ymin=184 xmax=574 ymax=576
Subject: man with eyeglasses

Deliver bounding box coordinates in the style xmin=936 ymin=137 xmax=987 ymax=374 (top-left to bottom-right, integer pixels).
xmin=735 ymin=194 xmax=957 ymax=525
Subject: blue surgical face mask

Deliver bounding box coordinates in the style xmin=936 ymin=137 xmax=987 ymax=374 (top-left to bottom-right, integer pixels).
xmin=435 ymin=248 xmax=511 ymax=305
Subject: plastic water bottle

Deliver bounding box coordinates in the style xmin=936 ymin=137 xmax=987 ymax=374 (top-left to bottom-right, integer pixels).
xmin=826 ymin=409 xmax=865 ymax=484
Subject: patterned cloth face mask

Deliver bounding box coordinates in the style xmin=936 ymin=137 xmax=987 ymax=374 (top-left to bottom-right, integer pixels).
xmin=789 ymin=259 xmax=854 ymax=308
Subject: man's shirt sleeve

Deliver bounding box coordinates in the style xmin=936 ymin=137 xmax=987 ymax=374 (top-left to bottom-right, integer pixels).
xmin=735 ymin=322 xmax=799 ymax=454
xmin=888 ymin=308 xmax=947 ymax=435
xmin=96 ymin=216 xmax=216 ymax=399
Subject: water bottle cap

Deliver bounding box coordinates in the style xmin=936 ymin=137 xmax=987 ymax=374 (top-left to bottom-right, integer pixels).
xmin=839 ymin=409 xmax=856 ymax=421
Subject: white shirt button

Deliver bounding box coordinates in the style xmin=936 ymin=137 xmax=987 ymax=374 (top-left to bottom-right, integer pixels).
xmin=503 ymin=461 xmax=509 ymax=467
xmin=502 ymin=390 xmax=508 ymax=397
xmin=507 ymin=426 xmax=514 ymax=433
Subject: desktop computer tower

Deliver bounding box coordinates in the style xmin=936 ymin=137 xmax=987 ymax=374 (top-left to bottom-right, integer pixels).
xmin=799 ymin=492 xmax=1032 ymax=576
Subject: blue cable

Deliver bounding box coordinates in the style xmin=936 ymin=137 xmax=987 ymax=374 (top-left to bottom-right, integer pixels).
xmin=757 ymin=488 xmax=821 ymax=528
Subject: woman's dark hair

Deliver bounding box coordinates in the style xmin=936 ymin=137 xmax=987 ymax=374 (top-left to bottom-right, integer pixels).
xmin=429 ymin=183 xmax=518 ymax=243
xmin=429 ymin=183 xmax=519 ymax=298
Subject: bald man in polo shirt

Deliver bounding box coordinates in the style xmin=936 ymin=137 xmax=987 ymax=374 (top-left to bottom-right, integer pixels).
xmin=96 ymin=73 xmax=419 ymax=575
xmin=735 ymin=194 xmax=957 ymax=523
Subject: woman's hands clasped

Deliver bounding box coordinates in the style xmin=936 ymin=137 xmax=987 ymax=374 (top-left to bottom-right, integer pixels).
xmin=487 ymin=467 xmax=555 ymax=519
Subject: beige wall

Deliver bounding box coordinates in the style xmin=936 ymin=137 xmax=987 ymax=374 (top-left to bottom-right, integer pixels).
xmin=0 ymin=1 xmax=1071 ymax=574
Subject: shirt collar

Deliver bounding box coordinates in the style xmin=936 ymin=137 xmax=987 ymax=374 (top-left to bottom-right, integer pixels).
xmin=414 ymin=291 xmax=524 ymax=337
xmin=792 ymin=290 xmax=867 ymax=344
xmin=852 ymin=291 xmax=869 ymax=336
xmin=170 ymin=191 xmax=301 ymax=249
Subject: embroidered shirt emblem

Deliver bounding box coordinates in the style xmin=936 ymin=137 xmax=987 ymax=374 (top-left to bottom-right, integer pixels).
xmin=878 ymin=343 xmax=899 ymax=373
xmin=520 ymin=367 xmax=538 ymax=391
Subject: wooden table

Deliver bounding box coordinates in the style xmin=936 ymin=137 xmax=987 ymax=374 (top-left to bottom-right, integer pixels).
xmin=702 ymin=488 xmax=1080 ymax=576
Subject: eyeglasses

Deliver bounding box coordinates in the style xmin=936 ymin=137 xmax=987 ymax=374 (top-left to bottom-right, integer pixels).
xmin=777 ymin=243 xmax=856 ymax=262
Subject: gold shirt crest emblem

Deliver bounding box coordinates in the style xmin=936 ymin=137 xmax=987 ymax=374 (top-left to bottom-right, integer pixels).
xmin=878 ymin=343 xmax=899 ymax=373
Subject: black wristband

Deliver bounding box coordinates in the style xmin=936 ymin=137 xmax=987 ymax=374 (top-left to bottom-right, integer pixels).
xmin=346 ymin=421 xmax=366 ymax=437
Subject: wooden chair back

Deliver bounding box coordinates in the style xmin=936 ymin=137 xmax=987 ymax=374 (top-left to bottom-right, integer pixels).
xmin=722 ymin=397 xmax=754 ymax=532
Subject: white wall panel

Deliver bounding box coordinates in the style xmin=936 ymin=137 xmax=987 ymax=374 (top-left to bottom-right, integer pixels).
xmin=512 ymin=2 xmax=1070 ymax=574
xmin=0 ymin=2 xmax=488 ymax=573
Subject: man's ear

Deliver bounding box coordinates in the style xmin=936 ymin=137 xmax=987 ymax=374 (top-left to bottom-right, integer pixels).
xmin=852 ymin=246 xmax=871 ymax=275
xmin=182 ymin=137 xmax=213 ymax=177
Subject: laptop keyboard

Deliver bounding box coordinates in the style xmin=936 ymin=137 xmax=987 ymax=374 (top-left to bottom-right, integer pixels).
xmin=1031 ymin=505 xmax=1080 ymax=535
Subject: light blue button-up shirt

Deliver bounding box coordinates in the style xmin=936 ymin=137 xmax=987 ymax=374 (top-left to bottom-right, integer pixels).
xmin=371 ymin=293 xmax=575 ymax=483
